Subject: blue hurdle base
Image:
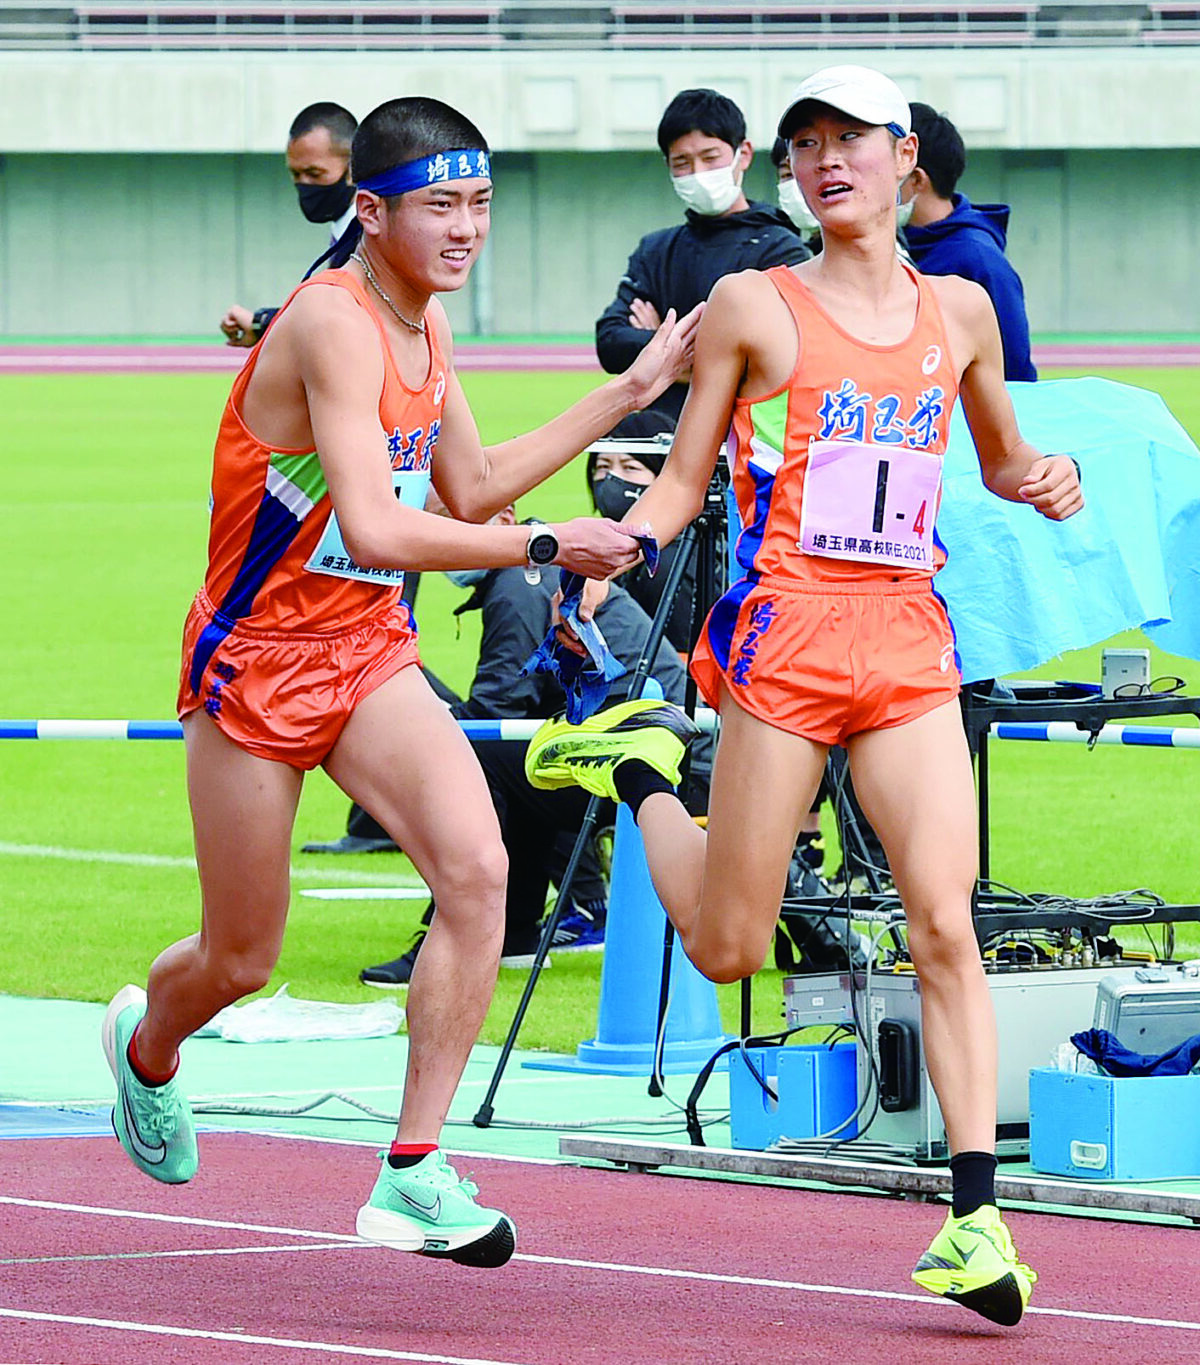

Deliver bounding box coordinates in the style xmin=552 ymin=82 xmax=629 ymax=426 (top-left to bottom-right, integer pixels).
xmin=522 ymin=799 xmax=731 ymax=1079
xmin=523 ymin=1038 xmax=728 ymax=1077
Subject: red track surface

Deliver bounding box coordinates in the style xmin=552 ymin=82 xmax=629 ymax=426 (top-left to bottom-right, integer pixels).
xmin=2 ymin=1132 xmax=1199 ymax=1364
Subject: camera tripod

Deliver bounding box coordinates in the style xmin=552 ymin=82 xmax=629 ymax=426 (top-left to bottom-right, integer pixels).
xmin=472 ymin=466 xmax=728 ymax=1125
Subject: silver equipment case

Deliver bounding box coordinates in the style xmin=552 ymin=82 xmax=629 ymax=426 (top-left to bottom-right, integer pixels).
xmin=785 ymin=965 xmax=1150 ymax=1161
xmin=1093 ymin=962 xmax=1200 ymax=1053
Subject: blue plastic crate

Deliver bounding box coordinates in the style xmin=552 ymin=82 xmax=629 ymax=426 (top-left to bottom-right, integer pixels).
xmin=1029 ymin=1067 xmax=1200 ymax=1181
xmin=728 ymin=1042 xmax=858 ymax=1151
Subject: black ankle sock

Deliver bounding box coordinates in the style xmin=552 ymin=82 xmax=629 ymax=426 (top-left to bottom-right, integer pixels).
xmin=949 ymin=1150 xmax=998 ymax=1219
xmin=387 ymin=1144 xmax=437 ymax=1170
xmin=613 ymin=759 xmax=676 ymax=820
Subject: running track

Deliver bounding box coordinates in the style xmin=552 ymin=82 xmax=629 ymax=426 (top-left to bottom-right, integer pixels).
xmin=3 ymin=341 xmax=1200 ymax=375
xmin=3 ymin=1131 xmax=1199 ymax=1363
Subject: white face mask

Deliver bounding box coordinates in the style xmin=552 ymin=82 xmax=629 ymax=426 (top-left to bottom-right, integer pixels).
xmin=671 ymin=163 xmax=742 ymax=216
xmin=777 ymin=178 xmax=820 ymax=234
xmin=896 ymin=185 xmax=916 ymax=229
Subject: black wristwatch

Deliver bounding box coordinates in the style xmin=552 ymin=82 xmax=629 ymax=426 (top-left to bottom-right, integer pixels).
xmin=524 ymin=525 xmax=559 ymax=585
xmin=251 ymin=307 xmax=278 ymax=341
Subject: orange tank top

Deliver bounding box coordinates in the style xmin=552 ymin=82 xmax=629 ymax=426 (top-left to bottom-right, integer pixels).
xmin=726 ymin=263 xmax=959 ymax=585
xmin=200 ymin=268 xmax=448 ymax=636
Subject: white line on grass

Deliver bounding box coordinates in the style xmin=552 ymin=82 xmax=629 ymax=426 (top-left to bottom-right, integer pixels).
xmin=4 ymin=1195 xmax=1198 ymax=1333
xmin=0 ymin=841 xmax=426 ymax=888
xmin=0 ymin=1309 xmax=526 ymax=1365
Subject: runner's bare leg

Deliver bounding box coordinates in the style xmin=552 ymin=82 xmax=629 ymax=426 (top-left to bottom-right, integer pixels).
xmin=325 ymin=666 xmax=508 ymax=1142
xmin=846 ymin=699 xmax=997 ymax=1154
xmin=631 ymin=683 xmax=829 ymax=983
xmin=133 ymin=711 xmax=303 ymax=1073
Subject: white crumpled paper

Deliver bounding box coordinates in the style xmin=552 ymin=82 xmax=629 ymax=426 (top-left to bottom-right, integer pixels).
xmin=194 ymin=984 xmax=403 ymax=1044
xmin=1050 ymin=1040 xmax=1101 ymax=1075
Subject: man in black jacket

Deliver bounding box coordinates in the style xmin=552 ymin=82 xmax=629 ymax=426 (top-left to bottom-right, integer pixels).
xmin=595 ymin=89 xmax=810 ymax=421
xmin=218 ymin=102 xmax=359 ymax=347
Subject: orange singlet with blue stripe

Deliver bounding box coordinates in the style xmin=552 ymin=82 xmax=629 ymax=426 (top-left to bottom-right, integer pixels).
xmin=691 ymin=262 xmax=963 ymax=744
xmin=177 ymin=268 xmax=448 ymax=767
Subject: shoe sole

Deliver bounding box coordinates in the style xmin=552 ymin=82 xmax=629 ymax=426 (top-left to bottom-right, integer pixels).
xmin=359 ymin=978 xmax=410 ymax=991
xmin=526 ymin=702 xmax=699 ymax=793
xmin=356 ymin=1205 xmax=516 ymax=1267
xmin=912 ymin=1268 xmax=1028 ymax=1327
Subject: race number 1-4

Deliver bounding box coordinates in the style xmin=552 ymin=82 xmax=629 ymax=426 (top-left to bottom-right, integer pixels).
xmin=798 ymin=438 xmax=942 ymax=569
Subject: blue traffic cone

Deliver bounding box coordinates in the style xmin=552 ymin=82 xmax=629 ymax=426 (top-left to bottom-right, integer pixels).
xmin=524 ymin=799 xmax=730 ymax=1077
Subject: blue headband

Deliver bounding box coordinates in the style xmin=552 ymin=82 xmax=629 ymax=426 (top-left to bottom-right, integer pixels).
xmin=357 ymin=149 xmax=492 ymax=198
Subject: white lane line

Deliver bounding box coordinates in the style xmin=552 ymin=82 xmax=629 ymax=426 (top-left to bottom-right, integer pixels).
xmin=1 ymin=1241 xmax=359 ymax=1266
xmin=0 ymin=841 xmax=425 ymax=888
xmin=4 ymin=1195 xmax=1197 ymax=1332
xmin=516 ymin=1251 xmax=1200 ymax=1330
xmin=0 ymin=1309 xmax=526 ymax=1365
xmin=0 ymin=1196 xmax=363 ymax=1242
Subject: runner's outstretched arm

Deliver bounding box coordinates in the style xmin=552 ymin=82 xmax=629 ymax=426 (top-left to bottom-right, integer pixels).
xmin=432 ymin=303 xmax=704 ymax=521
xmin=296 ymin=288 xmax=644 ymax=580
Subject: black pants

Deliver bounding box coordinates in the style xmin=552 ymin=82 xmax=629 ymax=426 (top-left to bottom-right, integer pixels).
xmin=351 ymin=736 xmax=610 ymax=934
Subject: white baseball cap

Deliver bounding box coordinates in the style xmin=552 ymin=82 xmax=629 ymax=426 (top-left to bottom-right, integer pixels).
xmin=778 ymin=65 xmax=911 ymax=140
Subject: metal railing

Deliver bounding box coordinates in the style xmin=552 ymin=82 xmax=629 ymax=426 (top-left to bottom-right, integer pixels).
xmin=0 ymin=0 xmax=1194 ymax=51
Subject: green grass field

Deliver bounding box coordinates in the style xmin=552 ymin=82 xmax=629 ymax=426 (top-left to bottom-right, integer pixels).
xmin=3 ymin=365 xmax=1200 ymax=1054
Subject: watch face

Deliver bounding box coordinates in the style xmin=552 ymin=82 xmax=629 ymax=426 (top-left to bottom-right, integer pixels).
xmin=529 ymin=532 xmax=558 ymax=566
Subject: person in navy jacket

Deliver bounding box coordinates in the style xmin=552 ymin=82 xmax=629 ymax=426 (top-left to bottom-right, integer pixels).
xmin=901 ymin=102 xmax=1037 ymax=383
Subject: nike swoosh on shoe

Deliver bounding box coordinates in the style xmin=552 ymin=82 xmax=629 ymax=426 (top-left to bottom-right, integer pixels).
xmin=399 ymin=1190 xmax=441 ymax=1220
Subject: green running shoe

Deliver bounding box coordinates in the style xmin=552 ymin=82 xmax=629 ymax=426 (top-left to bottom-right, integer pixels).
xmin=912 ymin=1203 xmax=1037 ymax=1326
xmin=524 ymin=698 xmax=699 ymax=801
xmin=356 ymin=1149 xmax=516 ymax=1268
xmin=101 ymin=985 xmax=198 ymax=1185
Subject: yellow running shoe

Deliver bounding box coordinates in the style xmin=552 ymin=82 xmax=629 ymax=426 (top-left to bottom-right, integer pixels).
xmin=524 ymin=699 xmax=699 ymax=800
xmin=912 ymin=1204 xmax=1036 ymax=1326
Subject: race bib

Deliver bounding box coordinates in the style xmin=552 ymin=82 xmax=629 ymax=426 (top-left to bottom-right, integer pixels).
xmin=798 ymin=438 xmax=941 ymax=570
xmin=305 ymin=468 xmax=431 ymax=584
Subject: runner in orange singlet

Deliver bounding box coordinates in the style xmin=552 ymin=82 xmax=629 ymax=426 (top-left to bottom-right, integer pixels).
xmin=527 ymin=66 xmax=1081 ymax=1325
xmin=101 ymin=95 xmax=700 ymax=1266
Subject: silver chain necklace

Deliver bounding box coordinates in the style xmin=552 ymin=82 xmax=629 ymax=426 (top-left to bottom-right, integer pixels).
xmin=350 ymin=251 xmax=426 ymax=335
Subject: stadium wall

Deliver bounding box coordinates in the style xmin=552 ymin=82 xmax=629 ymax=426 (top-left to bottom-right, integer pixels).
xmin=0 ymin=47 xmax=1195 ymax=338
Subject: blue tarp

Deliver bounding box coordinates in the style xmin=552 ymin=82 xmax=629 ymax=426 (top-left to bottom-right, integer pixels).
xmin=936 ymin=377 xmax=1200 ymax=682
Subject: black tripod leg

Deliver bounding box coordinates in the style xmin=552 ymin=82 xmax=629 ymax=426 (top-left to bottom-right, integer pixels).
xmin=474 ymin=522 xmax=701 ymax=1125
xmin=649 ymin=919 xmax=675 ymax=1098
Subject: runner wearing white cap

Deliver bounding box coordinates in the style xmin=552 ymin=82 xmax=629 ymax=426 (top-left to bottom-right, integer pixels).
xmin=529 ymin=63 xmax=1082 ymax=1328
